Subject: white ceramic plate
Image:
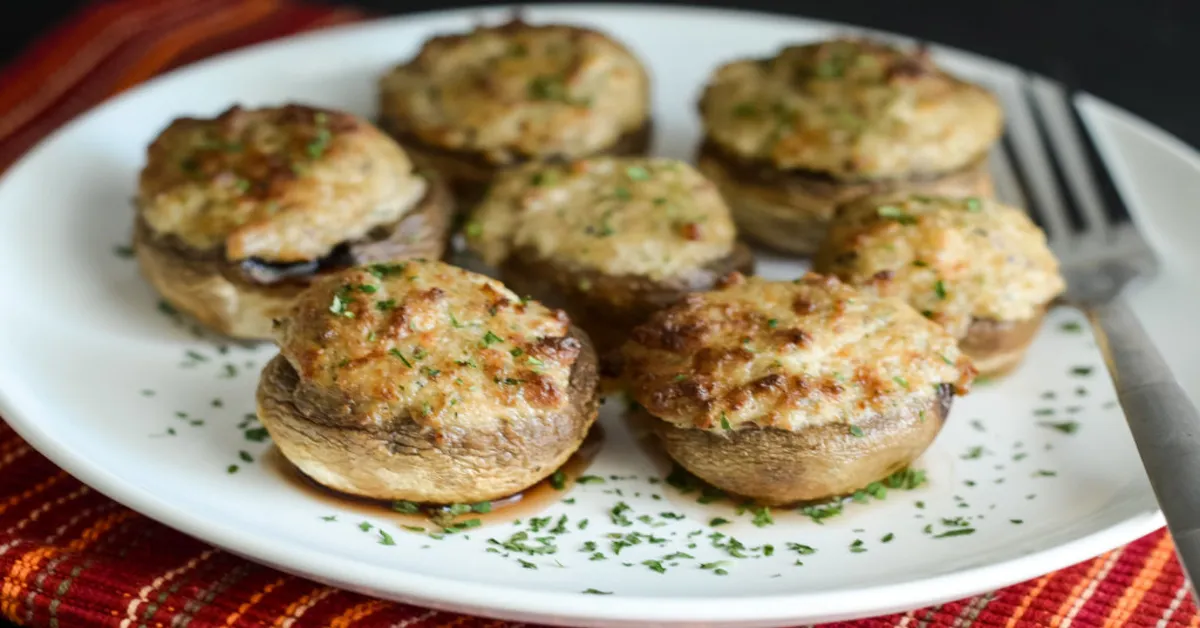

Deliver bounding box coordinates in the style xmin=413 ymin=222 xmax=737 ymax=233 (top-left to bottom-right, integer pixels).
xmin=2 ymin=4 xmax=1199 ymax=627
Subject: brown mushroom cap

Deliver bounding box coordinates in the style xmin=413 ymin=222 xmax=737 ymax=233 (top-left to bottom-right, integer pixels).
xmin=256 ymin=259 xmax=601 ymax=503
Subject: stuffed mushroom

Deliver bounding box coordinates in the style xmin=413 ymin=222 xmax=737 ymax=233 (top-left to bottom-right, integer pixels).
xmin=134 ymin=103 xmax=454 ymax=340
xmin=377 ymin=17 xmax=652 ymax=211
xmin=813 ymin=193 xmax=1065 ymax=376
xmin=463 ymin=156 xmax=754 ymax=370
xmin=696 ymin=37 xmax=1002 ymax=256
xmin=621 ymin=272 xmax=976 ymax=506
xmin=256 ymin=258 xmax=601 ymax=504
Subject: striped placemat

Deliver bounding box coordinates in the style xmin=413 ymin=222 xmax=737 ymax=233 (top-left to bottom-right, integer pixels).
xmin=0 ymin=1 xmax=1195 ymax=626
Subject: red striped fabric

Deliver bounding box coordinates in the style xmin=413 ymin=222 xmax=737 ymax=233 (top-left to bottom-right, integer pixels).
xmin=0 ymin=1 xmax=1194 ymax=625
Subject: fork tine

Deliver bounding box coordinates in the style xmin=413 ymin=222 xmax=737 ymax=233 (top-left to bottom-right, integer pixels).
xmin=995 ymin=74 xmax=1074 ymax=244
xmin=1064 ymin=91 xmax=1135 ymax=227
xmin=1027 ymin=76 xmax=1115 ymax=237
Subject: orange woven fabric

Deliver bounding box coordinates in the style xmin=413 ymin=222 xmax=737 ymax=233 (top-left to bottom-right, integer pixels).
xmin=0 ymin=1 xmax=1195 ymax=626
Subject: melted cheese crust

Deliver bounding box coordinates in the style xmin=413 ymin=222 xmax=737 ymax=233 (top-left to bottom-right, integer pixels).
xmin=815 ymin=194 xmax=1065 ymax=338
xmin=467 ymin=157 xmax=737 ymax=280
xmin=379 ymin=20 xmax=649 ymax=163
xmin=622 ymin=273 xmax=975 ymax=432
xmin=138 ymin=104 xmax=426 ymax=263
xmin=698 ymin=38 xmax=1002 ymax=179
xmin=275 ymin=259 xmax=578 ymax=431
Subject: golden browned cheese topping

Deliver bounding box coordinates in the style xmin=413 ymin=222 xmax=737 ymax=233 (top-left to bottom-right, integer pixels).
xmin=698 ymin=38 xmax=1003 ymax=179
xmin=814 ymin=194 xmax=1065 ymax=338
xmin=622 ymin=273 xmax=975 ymax=432
xmin=466 ymin=157 xmax=738 ymax=280
xmin=378 ymin=20 xmax=649 ymax=164
xmin=137 ymin=104 xmax=427 ymax=263
xmin=275 ymin=259 xmax=579 ymax=431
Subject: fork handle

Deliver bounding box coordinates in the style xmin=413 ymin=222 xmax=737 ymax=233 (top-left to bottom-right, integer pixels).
xmin=1091 ymin=297 xmax=1200 ymax=597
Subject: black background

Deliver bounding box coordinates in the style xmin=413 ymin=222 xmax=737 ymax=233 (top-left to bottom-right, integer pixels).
xmin=0 ymin=2 xmax=1194 ymax=626
xmin=2 ymin=0 xmax=1199 ymax=149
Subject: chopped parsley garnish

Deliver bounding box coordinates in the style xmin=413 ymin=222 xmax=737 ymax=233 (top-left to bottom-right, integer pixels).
xmin=751 ymin=507 xmax=774 ymax=528
xmin=243 ymin=428 xmax=269 ymax=442
xmin=719 ymin=414 xmax=732 ymax=431
xmin=447 ymin=504 xmax=473 ymax=516
xmin=576 ymin=475 xmax=605 ymax=485
xmin=550 ymin=470 xmax=567 ymax=490
xmin=877 ymin=205 xmax=915 ymax=224
xmin=306 ymin=127 xmax=332 ymax=159
xmin=849 ymin=424 xmax=865 ymax=438
xmin=392 ymin=500 xmax=420 ymax=514
xmin=367 ymin=263 xmax=406 ymax=279
xmin=226 ymin=465 xmax=239 ymax=474
xmin=238 ymin=451 xmax=253 ymax=463
xmin=613 ymin=186 xmax=632 ymax=201
xmin=767 ymin=318 xmax=778 ymax=329
xmin=881 ymin=532 xmax=895 ymax=543
xmin=610 ymin=502 xmax=633 ymax=527
xmin=1071 ymin=366 xmax=1094 ymax=376
xmin=582 ymin=588 xmax=612 ymax=595
xmin=799 ymin=502 xmax=844 ymax=524
xmin=377 ymin=529 xmax=396 ymax=546
xmin=1033 ymin=469 xmax=1058 ymax=477
xmin=642 ymin=559 xmax=666 ymax=574
xmin=113 ymin=244 xmax=134 ymax=258
xmin=389 ymin=349 xmax=413 ymax=368
xmin=893 ymin=375 xmax=909 ymax=388
xmin=1040 ymin=421 xmax=1080 ymax=434
xmin=625 ymin=166 xmax=651 ymax=181
xmin=329 ymin=293 xmax=353 ymax=318
xmin=443 ymin=518 xmax=482 ymax=533
xmin=528 ymin=75 xmax=567 ymax=101
xmin=482 ymin=331 xmax=503 ymax=346
xmin=933 ymin=528 xmax=976 ymax=538
xmin=320 ymin=515 xmax=337 ymax=522
xmin=375 ymin=299 xmax=397 ymax=312
xmin=961 ymin=446 xmax=985 ymax=460
xmin=1060 ymin=321 xmax=1083 ymax=333
xmin=787 ymin=543 xmax=816 ymax=555
xmin=964 ymin=197 xmax=983 ymax=211
xmin=530 ymin=171 xmax=559 ymax=186
xmin=709 ymin=517 xmax=731 ymax=527
xmin=933 ymin=280 xmax=947 ymax=300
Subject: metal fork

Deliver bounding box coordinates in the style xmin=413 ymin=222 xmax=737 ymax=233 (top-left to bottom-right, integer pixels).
xmin=1003 ymin=74 xmax=1200 ymax=595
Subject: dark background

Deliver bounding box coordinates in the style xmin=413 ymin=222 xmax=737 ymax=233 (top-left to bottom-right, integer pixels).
xmin=1 ymin=0 xmax=1198 ymax=150
xmin=0 ymin=2 xmax=1193 ymax=627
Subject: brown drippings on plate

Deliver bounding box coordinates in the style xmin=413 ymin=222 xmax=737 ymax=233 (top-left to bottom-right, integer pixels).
xmin=264 ymin=425 xmax=604 ymax=533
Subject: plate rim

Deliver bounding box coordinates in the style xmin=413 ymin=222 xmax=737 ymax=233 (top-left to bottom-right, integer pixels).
xmin=0 ymin=3 xmax=1183 ymax=625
